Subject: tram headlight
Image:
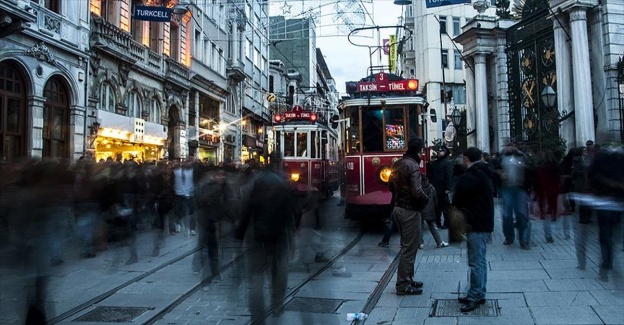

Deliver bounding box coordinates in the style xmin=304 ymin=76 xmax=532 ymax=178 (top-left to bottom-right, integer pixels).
xmin=378 ymin=166 xmax=392 ymax=184
xmin=291 ymin=172 xmax=300 ymax=182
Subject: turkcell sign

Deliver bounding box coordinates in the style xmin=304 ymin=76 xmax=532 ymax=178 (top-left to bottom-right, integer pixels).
xmin=134 ymin=6 xmax=173 ymax=22
xmin=426 ymin=0 xmax=471 ymax=8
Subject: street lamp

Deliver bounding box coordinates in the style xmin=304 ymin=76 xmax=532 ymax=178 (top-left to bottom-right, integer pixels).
xmin=540 ymin=85 xmax=556 ymax=108
xmin=451 ymin=107 xmax=475 ymax=136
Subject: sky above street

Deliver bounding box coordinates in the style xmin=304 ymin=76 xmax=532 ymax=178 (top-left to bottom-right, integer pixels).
xmin=268 ymin=0 xmax=403 ymax=94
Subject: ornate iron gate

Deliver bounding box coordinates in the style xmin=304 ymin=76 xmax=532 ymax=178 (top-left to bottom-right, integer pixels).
xmin=506 ymin=0 xmax=559 ymax=153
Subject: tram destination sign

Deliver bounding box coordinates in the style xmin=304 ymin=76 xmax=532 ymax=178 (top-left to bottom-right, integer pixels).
xmin=356 ymin=73 xmax=418 ymax=93
xmin=426 ymin=0 xmax=471 ymax=8
xmin=281 ymin=105 xmax=317 ymax=121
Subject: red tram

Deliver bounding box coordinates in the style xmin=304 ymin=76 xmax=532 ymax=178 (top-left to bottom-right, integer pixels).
xmin=340 ymin=72 xmax=428 ymax=221
xmin=272 ymin=105 xmax=340 ymax=198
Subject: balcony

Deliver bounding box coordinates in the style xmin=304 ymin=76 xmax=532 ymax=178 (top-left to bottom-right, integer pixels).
xmin=403 ymin=49 xmax=415 ymax=60
xmin=0 ymin=0 xmax=36 ymax=38
xmin=165 ymin=57 xmax=191 ymax=89
xmin=90 ymin=15 xmax=142 ymax=64
xmin=90 ymin=13 xmax=190 ymax=88
xmin=227 ymin=58 xmax=247 ymax=83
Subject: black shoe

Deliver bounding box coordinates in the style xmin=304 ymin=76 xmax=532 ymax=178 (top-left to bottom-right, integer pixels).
xmin=314 ymin=254 xmax=330 ymax=263
xmin=520 ymin=242 xmax=531 ymax=250
xmin=545 ymin=237 xmax=554 ymax=243
xmin=440 ymin=225 xmax=449 ymax=229
xmin=503 ymin=239 xmax=514 ymax=245
xmin=458 ymin=297 xmax=486 ymax=305
xmin=411 ymin=281 xmax=423 ymax=288
xmin=396 ymin=286 xmax=423 ymax=295
xmin=81 ymin=252 xmax=96 ymax=258
xmin=460 ymin=300 xmax=482 ymax=312
xmin=378 ymin=242 xmax=390 ymax=248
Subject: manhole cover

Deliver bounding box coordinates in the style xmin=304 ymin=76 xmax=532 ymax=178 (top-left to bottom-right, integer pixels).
xmin=73 ymin=306 xmax=154 ymax=323
xmin=430 ymin=299 xmax=499 ymax=317
xmin=284 ymin=297 xmax=347 ymax=314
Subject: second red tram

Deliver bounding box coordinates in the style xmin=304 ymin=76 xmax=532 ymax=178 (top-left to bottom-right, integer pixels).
xmin=340 ymin=72 xmax=428 ymax=221
xmin=273 ymin=105 xmax=340 ymax=198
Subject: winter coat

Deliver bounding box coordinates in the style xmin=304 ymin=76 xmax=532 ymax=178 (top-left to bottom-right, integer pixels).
xmin=421 ymin=183 xmax=439 ymax=222
xmin=452 ymin=161 xmax=494 ymax=233
xmin=388 ymin=154 xmax=428 ymax=211
xmin=429 ymin=157 xmax=453 ymax=194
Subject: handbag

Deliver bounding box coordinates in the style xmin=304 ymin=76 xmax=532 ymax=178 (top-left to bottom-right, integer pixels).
xmin=448 ymin=205 xmax=468 ymax=241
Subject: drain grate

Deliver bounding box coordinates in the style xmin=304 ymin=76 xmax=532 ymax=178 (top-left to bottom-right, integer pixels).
xmin=73 ymin=306 xmax=154 ymax=323
xmin=430 ymin=299 xmax=499 ymax=317
xmin=284 ymin=297 xmax=347 ymax=314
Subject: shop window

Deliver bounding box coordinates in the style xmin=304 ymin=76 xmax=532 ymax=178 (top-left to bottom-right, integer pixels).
xmin=126 ymin=91 xmax=142 ymax=118
xmin=150 ymin=98 xmax=161 ymax=123
xmin=100 ymin=83 xmax=115 ymax=112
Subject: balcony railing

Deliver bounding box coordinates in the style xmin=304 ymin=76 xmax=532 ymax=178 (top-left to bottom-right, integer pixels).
xmin=91 ymin=14 xmax=189 ymax=88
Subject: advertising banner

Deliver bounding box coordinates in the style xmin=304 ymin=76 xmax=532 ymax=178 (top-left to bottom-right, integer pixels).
xmin=426 ymin=0 xmax=471 ymax=9
xmin=134 ymin=6 xmax=173 ymax=22
xmin=389 ymin=35 xmax=397 ymax=73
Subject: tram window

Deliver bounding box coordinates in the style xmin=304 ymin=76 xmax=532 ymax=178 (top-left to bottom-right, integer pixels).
xmin=348 ymin=108 xmax=360 ymax=154
xmin=363 ymin=110 xmax=383 ymax=152
xmin=311 ymin=131 xmax=318 ymax=158
xmin=384 ymin=107 xmax=406 ymax=151
xmin=284 ymin=132 xmax=295 ymax=157
xmin=296 ymin=132 xmax=308 ymax=157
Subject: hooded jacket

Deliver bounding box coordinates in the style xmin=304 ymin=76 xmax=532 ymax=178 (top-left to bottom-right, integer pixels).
xmin=453 ymin=161 xmax=494 ymax=233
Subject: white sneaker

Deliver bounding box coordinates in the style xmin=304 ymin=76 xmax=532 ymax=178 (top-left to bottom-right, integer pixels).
xmin=419 ymin=244 xmax=425 ymax=249
xmin=437 ymin=241 xmax=449 ymax=248
xmin=190 ymin=230 xmax=197 ymax=236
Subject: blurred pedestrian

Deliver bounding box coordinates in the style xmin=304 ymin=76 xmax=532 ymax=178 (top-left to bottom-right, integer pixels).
xmin=587 ymin=144 xmax=624 ymax=281
xmin=535 ymin=150 xmax=564 ymax=243
xmin=172 ymin=159 xmax=196 ymax=235
xmin=429 ymin=146 xmax=453 ymax=229
xmin=498 ymin=140 xmax=533 ymax=250
xmin=236 ymin=158 xmax=296 ymax=323
xmin=452 ymin=147 xmax=494 ymax=312
xmin=420 ymin=174 xmax=448 ymax=248
xmin=194 ymin=167 xmax=228 ymax=289
xmin=388 ymin=137 xmax=429 ymax=295
xmin=572 ymin=144 xmax=592 ymax=224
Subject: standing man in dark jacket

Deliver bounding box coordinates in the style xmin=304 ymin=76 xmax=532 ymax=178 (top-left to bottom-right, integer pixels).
xmin=388 ymin=137 xmax=429 ymax=295
xmin=453 ymin=147 xmax=494 ymax=312
xmin=429 ymin=146 xmax=453 ymax=229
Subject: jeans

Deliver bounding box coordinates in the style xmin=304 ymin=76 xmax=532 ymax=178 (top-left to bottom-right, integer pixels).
xmin=501 ymin=187 xmax=530 ymax=244
xmin=175 ymin=195 xmax=196 ymax=231
xmin=394 ymin=207 xmax=422 ymax=290
xmin=466 ymin=232 xmax=488 ymax=301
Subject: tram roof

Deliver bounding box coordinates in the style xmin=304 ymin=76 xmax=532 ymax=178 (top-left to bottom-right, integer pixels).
xmin=340 ymin=97 xmax=426 ymax=107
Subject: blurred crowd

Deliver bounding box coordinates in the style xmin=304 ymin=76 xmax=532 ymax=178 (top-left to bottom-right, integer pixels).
xmin=430 ymin=139 xmax=624 ymax=278
xmin=0 ymin=155 xmax=319 ymax=324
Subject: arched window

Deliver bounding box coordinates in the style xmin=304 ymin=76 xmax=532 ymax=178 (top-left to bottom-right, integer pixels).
xmin=100 ymin=82 xmax=115 ymax=112
xmin=0 ymin=62 xmax=27 ymax=160
xmin=150 ymin=98 xmax=161 ymax=123
xmin=126 ymin=91 xmax=142 ymax=118
xmin=43 ymin=76 xmax=69 ymax=159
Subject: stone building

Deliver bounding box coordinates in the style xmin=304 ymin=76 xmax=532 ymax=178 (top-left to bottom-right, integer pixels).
xmin=0 ymin=0 xmax=90 ymax=161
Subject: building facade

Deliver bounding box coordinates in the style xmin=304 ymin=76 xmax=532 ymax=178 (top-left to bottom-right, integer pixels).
xmin=0 ymin=0 xmax=89 ymax=161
